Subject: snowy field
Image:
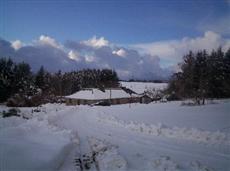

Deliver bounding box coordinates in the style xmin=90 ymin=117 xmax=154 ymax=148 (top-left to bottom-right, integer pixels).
xmin=120 ymin=81 xmax=168 ymax=94
xmin=0 ymin=99 xmax=230 ymax=170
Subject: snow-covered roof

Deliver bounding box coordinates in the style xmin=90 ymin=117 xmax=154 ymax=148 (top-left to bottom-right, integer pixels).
xmin=66 ymin=88 xmax=138 ymax=100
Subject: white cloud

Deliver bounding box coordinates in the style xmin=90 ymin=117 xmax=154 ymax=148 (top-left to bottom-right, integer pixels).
xmin=38 ymin=35 xmax=61 ymax=48
xmin=68 ymin=50 xmax=81 ymax=61
xmin=112 ymin=48 xmax=127 ymax=57
xmin=11 ymin=40 xmax=23 ymax=50
xmin=3 ymin=31 xmax=229 ymax=80
xmin=85 ymin=54 xmax=96 ymax=62
xmin=83 ymin=36 xmax=109 ymax=48
xmin=132 ymin=31 xmax=230 ymax=66
xmin=1 ymin=35 xmax=173 ymax=80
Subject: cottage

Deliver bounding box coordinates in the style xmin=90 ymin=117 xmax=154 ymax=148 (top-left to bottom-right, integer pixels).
xmin=65 ymin=88 xmax=150 ymax=105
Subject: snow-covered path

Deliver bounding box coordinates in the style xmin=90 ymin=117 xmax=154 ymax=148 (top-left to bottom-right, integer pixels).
xmin=48 ymin=102 xmax=230 ymax=171
xmin=1 ymin=100 xmax=230 ymax=171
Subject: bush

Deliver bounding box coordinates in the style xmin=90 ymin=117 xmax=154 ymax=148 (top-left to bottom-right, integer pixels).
xmin=2 ymin=108 xmax=20 ymax=118
xmin=7 ymin=94 xmax=26 ymax=107
xmin=166 ymin=92 xmax=181 ymax=101
xmin=7 ymin=94 xmax=44 ymax=107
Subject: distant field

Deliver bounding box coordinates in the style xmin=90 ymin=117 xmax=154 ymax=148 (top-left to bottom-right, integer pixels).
xmin=120 ymin=81 xmax=168 ymax=94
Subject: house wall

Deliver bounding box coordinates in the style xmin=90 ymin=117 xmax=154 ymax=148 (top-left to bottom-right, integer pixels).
xmin=140 ymin=96 xmax=152 ymax=104
xmin=65 ymin=96 xmax=142 ymax=106
xmin=66 ymin=98 xmax=100 ymax=105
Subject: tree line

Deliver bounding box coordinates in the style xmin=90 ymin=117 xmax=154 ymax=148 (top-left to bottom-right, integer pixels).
xmin=167 ymin=47 xmax=230 ymax=104
xmin=0 ymin=58 xmax=119 ymax=104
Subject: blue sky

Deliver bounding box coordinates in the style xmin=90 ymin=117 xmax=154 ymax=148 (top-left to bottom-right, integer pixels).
xmin=0 ymin=0 xmax=229 ymax=79
xmin=1 ymin=0 xmax=229 ymax=43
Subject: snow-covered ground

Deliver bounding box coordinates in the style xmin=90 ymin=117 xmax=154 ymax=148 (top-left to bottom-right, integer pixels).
xmin=0 ymin=104 xmax=79 ymax=171
xmin=120 ymin=81 xmax=168 ymax=94
xmin=0 ymin=99 xmax=230 ymax=171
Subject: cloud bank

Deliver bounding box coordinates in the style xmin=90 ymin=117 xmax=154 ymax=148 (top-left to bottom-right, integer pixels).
xmin=0 ymin=35 xmax=171 ymax=80
xmin=0 ymin=31 xmax=229 ymax=80
xmin=132 ymin=31 xmax=230 ymax=67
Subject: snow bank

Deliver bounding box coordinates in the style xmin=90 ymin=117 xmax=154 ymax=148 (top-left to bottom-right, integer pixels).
xmin=96 ymin=100 xmax=230 ymax=132
xmin=0 ymin=108 xmax=78 ymax=171
xmin=88 ymin=137 xmax=127 ymax=171
xmin=0 ymin=116 xmax=26 ymax=130
xmin=97 ymin=114 xmax=230 ymax=145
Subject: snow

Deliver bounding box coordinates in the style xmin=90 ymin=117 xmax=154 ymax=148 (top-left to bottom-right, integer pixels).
xmin=88 ymin=137 xmax=127 ymax=171
xmin=120 ymin=81 xmax=168 ymax=94
xmin=95 ymin=100 xmax=230 ymax=132
xmin=0 ymin=98 xmax=229 ymax=171
xmin=66 ymin=88 xmax=135 ymax=100
xmin=0 ymin=105 xmax=78 ymax=171
xmin=148 ymin=156 xmax=180 ymax=171
xmin=97 ymin=113 xmax=229 ymax=145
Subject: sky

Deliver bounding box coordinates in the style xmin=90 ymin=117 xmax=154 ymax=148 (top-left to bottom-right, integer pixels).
xmin=0 ymin=0 xmax=230 ymax=80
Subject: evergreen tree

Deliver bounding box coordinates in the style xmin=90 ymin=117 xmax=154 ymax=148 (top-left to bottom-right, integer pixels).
xmin=180 ymin=51 xmax=196 ymax=98
xmin=167 ymin=47 xmax=230 ymax=102
xmin=35 ymin=66 xmax=45 ymax=89
xmin=12 ymin=62 xmax=33 ymax=95
xmin=223 ymin=48 xmax=230 ymax=96
xmin=0 ymin=57 xmax=120 ymax=102
xmin=0 ymin=58 xmax=14 ymax=102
